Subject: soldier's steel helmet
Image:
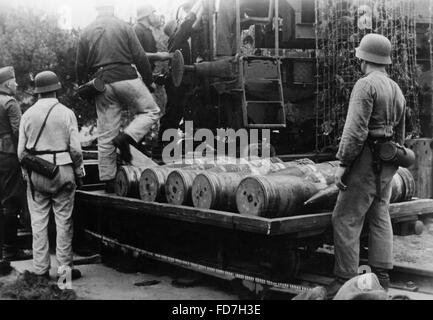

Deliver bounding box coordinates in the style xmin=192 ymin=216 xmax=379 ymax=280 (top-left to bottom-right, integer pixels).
xmin=355 ymin=33 xmax=392 ymax=65
xmin=34 ymin=71 xmax=62 ymax=94
xmin=137 ymin=4 xmax=156 ymax=20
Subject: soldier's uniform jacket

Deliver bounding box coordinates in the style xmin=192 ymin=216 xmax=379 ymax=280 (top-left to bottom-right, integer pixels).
xmin=336 ymin=70 xmax=406 ymax=166
xmin=17 ymin=98 xmax=84 ymax=178
xmin=133 ymin=22 xmax=157 ymax=54
xmin=75 ymin=14 xmax=153 ymax=86
xmin=0 ymin=92 xmax=21 ymax=154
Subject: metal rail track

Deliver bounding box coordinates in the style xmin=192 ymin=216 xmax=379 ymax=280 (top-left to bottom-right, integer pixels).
xmin=84 ymin=229 xmax=433 ymax=299
xmin=84 ymin=229 xmax=312 ymax=296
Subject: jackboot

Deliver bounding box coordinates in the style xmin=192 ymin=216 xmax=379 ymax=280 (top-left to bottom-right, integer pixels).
xmin=113 ymin=132 xmax=134 ymax=163
xmin=2 ymin=210 xmax=31 ymax=261
xmin=371 ymin=267 xmax=390 ymax=291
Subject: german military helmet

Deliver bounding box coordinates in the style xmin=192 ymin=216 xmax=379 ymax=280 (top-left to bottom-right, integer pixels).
xmin=355 ymin=33 xmax=392 ymax=65
xmin=34 ymin=71 xmax=62 ymax=94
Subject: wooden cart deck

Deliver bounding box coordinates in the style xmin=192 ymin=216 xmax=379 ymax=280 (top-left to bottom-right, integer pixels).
xmin=75 ymin=189 xmax=433 ymax=281
xmin=76 ymin=190 xmax=433 ymax=237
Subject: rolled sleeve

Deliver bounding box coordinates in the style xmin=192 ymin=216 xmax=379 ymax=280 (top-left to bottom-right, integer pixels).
xmin=336 ymin=79 xmax=374 ymax=166
xmin=67 ymin=111 xmax=85 ymax=178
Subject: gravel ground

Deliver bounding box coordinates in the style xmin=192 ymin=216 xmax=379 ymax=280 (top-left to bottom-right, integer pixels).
xmin=1 ymin=255 xmax=237 ymax=300
xmin=394 ymin=219 xmax=433 ymax=269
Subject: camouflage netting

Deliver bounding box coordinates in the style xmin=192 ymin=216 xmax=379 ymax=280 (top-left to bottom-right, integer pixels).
xmin=315 ymin=0 xmax=420 ymax=152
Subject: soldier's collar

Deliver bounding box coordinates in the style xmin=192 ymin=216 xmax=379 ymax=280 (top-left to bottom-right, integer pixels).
xmin=365 ymin=70 xmax=389 ymax=77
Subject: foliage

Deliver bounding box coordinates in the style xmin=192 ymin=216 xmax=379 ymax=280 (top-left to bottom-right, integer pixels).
xmin=0 ymin=6 xmax=95 ymax=127
xmin=315 ymin=0 xmax=420 ymax=151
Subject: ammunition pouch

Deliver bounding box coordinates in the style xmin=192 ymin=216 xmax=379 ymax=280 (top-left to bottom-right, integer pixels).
xmin=76 ymin=78 xmax=106 ymax=101
xmin=21 ymin=150 xmax=59 ymax=179
xmin=377 ymin=141 xmax=415 ymax=168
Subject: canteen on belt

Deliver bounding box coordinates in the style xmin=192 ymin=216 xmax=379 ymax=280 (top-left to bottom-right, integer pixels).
xmin=378 ymin=141 xmax=415 ymax=168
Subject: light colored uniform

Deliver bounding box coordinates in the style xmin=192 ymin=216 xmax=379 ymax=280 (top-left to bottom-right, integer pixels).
xmin=333 ymin=71 xmax=406 ymax=279
xmin=18 ymin=98 xmax=84 ymax=275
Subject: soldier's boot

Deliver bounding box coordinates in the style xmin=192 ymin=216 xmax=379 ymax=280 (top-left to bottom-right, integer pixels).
xmin=371 ymin=267 xmax=390 ymax=291
xmin=113 ymin=132 xmax=135 ymax=163
xmin=3 ymin=210 xmax=32 ymax=262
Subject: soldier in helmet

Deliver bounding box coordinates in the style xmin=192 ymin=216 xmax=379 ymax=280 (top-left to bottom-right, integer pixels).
xmin=0 ymin=66 xmax=31 ymax=262
xmin=134 ymin=4 xmax=160 ymax=55
xmin=76 ymin=1 xmax=160 ymax=192
xmin=327 ymin=33 xmax=406 ymax=298
xmin=17 ymin=71 xmax=84 ymax=280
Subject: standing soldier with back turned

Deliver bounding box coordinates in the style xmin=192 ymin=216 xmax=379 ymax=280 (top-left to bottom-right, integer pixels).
xmin=0 ymin=66 xmax=31 ymax=262
xmin=18 ymin=71 xmax=85 ymax=280
xmin=327 ymin=33 xmax=406 ymax=298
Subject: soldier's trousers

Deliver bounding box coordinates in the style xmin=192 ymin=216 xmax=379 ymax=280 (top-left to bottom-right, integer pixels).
xmin=95 ymin=78 xmax=160 ymax=181
xmin=332 ymin=146 xmax=398 ymax=279
xmin=26 ymin=165 xmax=76 ymax=275
xmin=0 ymin=153 xmax=25 ymax=247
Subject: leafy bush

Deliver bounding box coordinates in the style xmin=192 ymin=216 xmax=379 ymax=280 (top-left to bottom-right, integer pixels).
xmin=0 ymin=6 xmax=96 ymax=128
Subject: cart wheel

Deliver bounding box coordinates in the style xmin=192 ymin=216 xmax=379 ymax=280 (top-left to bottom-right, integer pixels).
xmin=230 ymin=278 xmax=268 ymax=300
xmin=271 ymin=249 xmax=301 ymax=282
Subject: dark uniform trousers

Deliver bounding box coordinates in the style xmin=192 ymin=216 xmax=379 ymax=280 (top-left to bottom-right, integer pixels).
xmin=332 ymin=146 xmax=397 ymax=279
xmin=0 ymin=152 xmax=25 ymax=246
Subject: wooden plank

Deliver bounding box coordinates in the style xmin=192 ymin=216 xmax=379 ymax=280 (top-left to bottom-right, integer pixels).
xmin=269 ymin=212 xmax=332 ymax=235
xmin=267 ymin=199 xmax=433 ymax=236
xmin=388 ymin=199 xmax=433 ymax=219
xmin=77 ymin=191 xmax=237 ymax=230
xmin=232 ymin=214 xmax=273 ymax=235
xmin=278 ymin=153 xmax=335 ymax=163
xmin=76 ymin=191 xmax=433 ymax=237
xmin=80 ymin=184 xmax=105 ymax=192
xmin=129 ymin=145 xmax=158 ymax=168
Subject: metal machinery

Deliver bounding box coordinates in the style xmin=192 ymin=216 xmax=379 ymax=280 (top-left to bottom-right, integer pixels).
xmin=166 ymin=0 xmax=317 ymax=156
xmin=75 ymin=0 xmax=431 ymax=289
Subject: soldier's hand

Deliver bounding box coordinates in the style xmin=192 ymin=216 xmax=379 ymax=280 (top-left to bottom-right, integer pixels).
xmin=335 ymin=166 xmax=348 ymax=191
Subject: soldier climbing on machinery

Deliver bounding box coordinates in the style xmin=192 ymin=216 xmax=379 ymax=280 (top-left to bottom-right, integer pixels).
xmin=75 ymin=1 xmax=160 ymax=192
